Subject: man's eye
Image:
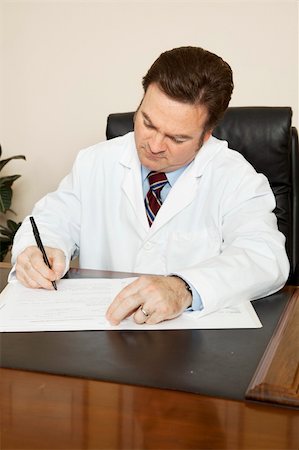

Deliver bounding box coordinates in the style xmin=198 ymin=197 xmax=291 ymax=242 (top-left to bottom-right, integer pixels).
xmin=171 ymin=137 xmax=185 ymax=144
xmin=144 ymin=122 xmax=154 ymax=129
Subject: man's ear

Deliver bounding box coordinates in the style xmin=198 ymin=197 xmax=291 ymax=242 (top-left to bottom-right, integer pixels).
xmin=134 ymin=96 xmax=145 ymax=123
xmin=203 ymin=130 xmax=212 ymax=143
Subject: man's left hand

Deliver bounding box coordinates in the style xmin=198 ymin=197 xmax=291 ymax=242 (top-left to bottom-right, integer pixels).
xmin=106 ymin=275 xmax=192 ymax=325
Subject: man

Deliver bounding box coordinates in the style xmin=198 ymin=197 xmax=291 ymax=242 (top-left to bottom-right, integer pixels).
xmin=11 ymin=46 xmax=289 ymax=325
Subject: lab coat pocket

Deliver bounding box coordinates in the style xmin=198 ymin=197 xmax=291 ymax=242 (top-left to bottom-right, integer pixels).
xmin=166 ymin=229 xmax=221 ymax=271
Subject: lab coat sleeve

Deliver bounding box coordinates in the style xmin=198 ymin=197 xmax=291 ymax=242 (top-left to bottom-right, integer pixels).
xmin=177 ymin=167 xmax=290 ymax=316
xmin=11 ymin=148 xmax=85 ymax=273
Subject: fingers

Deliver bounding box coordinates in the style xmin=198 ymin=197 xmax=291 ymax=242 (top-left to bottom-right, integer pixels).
xmin=106 ymin=275 xmax=192 ymax=326
xmin=106 ymin=278 xmax=142 ymax=325
xmin=134 ymin=305 xmax=151 ymax=324
xmin=47 ymin=248 xmax=66 ymax=280
xmin=133 ymin=304 xmax=166 ymax=325
xmin=15 ymin=246 xmax=65 ymax=289
xmin=134 ymin=302 xmax=176 ymax=325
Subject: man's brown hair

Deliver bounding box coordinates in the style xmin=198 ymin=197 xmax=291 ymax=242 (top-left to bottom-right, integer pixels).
xmin=142 ymin=46 xmax=234 ymax=130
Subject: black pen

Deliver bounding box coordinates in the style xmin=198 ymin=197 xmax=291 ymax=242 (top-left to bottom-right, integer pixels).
xmin=29 ymin=216 xmax=57 ymax=290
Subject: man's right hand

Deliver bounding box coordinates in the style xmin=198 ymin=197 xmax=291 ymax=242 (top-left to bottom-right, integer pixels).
xmin=15 ymin=246 xmax=66 ymax=289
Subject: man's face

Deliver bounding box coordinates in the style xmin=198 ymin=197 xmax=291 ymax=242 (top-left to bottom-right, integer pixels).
xmin=134 ymin=83 xmax=211 ymax=173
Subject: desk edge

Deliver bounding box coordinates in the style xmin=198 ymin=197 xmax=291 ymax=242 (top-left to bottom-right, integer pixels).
xmin=246 ymin=286 xmax=299 ymax=407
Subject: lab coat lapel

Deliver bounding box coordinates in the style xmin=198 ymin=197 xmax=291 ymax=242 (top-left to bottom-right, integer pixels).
xmin=149 ymin=165 xmax=198 ymax=234
xmin=149 ymin=137 xmax=223 ymax=235
xmin=120 ymin=143 xmax=149 ymax=232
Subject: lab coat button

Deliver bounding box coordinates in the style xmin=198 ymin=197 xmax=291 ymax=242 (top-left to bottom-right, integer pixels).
xmin=144 ymin=242 xmax=152 ymax=250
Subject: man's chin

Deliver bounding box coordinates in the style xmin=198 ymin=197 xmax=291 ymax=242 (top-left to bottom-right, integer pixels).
xmin=141 ymin=158 xmax=165 ymax=172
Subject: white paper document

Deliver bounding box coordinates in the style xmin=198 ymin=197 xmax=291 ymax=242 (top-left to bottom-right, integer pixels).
xmin=0 ymin=278 xmax=262 ymax=331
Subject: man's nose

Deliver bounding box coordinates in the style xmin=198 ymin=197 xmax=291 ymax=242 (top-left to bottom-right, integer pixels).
xmin=149 ymin=132 xmax=167 ymax=153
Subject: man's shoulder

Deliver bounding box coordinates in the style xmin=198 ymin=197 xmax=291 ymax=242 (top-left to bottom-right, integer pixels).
xmin=69 ymin=132 xmax=136 ymax=176
xmin=207 ymin=135 xmax=255 ymax=171
xmin=78 ymin=132 xmax=135 ymax=161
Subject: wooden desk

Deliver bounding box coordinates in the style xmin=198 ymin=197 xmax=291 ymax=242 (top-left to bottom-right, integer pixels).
xmin=0 ymin=367 xmax=298 ymax=450
xmin=0 ymin=267 xmax=298 ymax=449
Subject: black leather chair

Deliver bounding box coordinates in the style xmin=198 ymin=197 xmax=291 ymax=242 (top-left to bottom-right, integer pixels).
xmin=106 ymin=107 xmax=299 ymax=284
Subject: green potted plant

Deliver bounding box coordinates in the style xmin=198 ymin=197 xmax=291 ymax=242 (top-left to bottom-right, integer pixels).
xmin=0 ymin=145 xmax=26 ymax=261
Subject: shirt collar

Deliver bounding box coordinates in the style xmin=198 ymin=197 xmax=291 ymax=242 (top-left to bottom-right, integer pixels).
xmin=141 ymin=164 xmax=189 ymax=187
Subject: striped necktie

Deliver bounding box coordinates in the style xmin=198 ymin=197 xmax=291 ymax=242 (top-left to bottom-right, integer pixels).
xmin=145 ymin=171 xmax=168 ymax=226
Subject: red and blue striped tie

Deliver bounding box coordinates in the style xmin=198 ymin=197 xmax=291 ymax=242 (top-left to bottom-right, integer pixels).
xmin=145 ymin=171 xmax=168 ymax=226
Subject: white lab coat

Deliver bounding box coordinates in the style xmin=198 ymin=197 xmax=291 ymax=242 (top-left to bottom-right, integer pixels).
xmin=12 ymin=132 xmax=289 ymax=315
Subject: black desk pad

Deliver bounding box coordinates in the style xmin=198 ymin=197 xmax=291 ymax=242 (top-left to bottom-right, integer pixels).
xmin=0 ymin=273 xmax=292 ymax=401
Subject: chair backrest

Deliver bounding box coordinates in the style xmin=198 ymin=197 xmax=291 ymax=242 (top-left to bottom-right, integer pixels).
xmin=106 ymin=107 xmax=299 ymax=283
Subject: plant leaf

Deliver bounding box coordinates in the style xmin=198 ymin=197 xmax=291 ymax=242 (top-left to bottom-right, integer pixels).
xmin=0 ymin=240 xmax=11 ymax=262
xmin=0 ymin=175 xmax=22 ymax=213
xmin=0 ymin=227 xmax=13 ymax=237
xmin=0 ymin=155 xmax=26 ymax=172
xmin=0 ymin=185 xmax=13 ymax=213
xmin=0 ymin=149 xmax=25 ymax=260
xmin=7 ymin=219 xmax=21 ymax=232
xmin=0 ymin=220 xmax=22 ymax=261
xmin=0 ymin=174 xmax=21 ymax=186
xmin=0 ymin=220 xmax=21 ymax=237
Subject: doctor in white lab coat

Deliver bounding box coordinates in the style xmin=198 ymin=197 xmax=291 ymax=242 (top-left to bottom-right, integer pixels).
xmin=12 ymin=47 xmax=289 ymax=325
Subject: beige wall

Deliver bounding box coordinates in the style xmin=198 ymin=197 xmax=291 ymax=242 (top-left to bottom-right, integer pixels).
xmin=1 ymin=0 xmax=298 ymax=222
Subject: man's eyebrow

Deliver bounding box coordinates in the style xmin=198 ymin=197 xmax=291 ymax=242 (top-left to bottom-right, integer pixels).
xmin=141 ymin=111 xmax=156 ymax=127
xmin=141 ymin=111 xmax=193 ymax=140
